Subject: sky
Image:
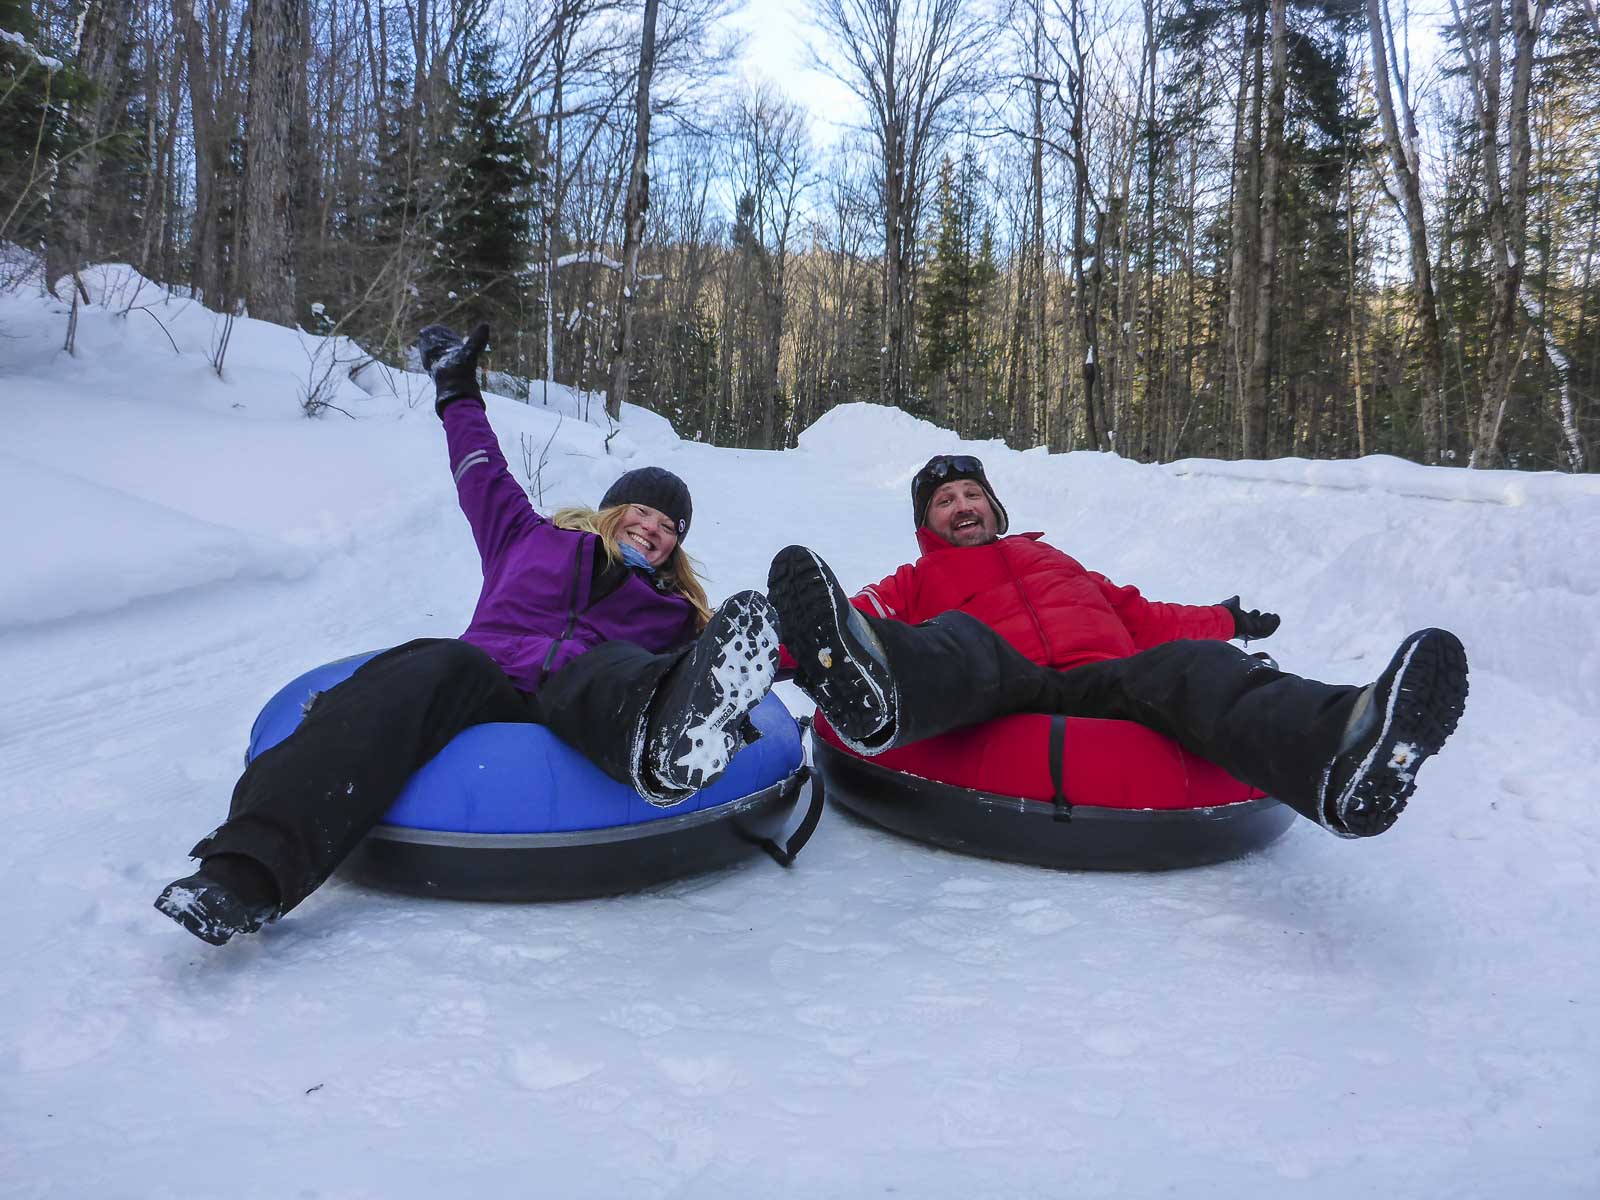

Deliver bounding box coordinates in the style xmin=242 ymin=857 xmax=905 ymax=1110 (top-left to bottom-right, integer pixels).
xmin=721 ymin=0 xmax=868 ymax=144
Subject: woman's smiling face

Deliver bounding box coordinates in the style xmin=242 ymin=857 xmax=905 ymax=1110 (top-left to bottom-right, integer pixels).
xmin=617 ymin=503 xmax=679 ymax=567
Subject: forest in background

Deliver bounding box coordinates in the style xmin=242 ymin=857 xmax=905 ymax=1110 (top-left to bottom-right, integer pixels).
xmin=2 ymin=0 xmax=1597 ymax=470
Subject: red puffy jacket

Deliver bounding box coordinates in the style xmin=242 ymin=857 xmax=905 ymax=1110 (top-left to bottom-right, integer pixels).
xmin=850 ymin=528 xmax=1233 ymax=667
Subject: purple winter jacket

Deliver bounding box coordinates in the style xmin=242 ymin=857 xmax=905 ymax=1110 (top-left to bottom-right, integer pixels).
xmin=442 ymin=399 xmax=698 ymax=692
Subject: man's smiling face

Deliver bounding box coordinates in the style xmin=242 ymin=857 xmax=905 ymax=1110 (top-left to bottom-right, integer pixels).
xmin=924 ymin=480 xmax=1000 ymax=547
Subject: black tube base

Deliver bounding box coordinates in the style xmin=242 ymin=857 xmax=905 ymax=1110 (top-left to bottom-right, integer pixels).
xmin=339 ymin=775 xmax=804 ymax=901
xmin=817 ymin=742 xmax=1295 ymax=872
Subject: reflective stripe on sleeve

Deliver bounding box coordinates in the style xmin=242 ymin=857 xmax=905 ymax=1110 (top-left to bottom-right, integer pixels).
xmin=452 ymin=450 xmax=490 ymax=485
xmin=858 ymin=586 xmax=893 ymax=619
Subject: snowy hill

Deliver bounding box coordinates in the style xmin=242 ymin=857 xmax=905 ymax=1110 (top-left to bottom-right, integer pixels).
xmin=2 ymin=268 xmax=1596 ymax=1198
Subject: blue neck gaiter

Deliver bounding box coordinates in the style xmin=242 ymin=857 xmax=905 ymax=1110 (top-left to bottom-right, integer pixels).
xmin=618 ymin=543 xmax=656 ymax=574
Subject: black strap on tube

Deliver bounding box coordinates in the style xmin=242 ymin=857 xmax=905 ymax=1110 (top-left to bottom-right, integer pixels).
xmin=1049 ymin=715 xmax=1073 ymax=823
xmin=758 ymin=716 xmax=826 ymax=866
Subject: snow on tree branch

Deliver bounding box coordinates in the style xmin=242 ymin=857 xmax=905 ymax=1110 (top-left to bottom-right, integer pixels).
xmin=1 ymin=27 xmax=64 ymax=70
xmin=555 ymin=251 xmax=624 ymax=271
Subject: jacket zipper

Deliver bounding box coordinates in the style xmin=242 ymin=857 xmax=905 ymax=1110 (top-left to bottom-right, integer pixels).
xmin=537 ymin=539 xmax=587 ymax=687
xmin=1000 ymin=541 xmax=1055 ymax=665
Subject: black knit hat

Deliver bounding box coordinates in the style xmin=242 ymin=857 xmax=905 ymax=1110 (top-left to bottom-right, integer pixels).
xmin=911 ymin=454 xmax=1009 ymax=535
xmin=600 ymin=466 xmax=693 ymax=540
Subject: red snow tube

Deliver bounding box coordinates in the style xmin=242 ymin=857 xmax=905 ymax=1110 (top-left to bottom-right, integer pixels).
xmin=813 ymin=713 xmax=1294 ymax=870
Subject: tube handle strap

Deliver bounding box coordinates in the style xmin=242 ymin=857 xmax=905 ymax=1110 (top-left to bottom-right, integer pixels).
xmin=758 ymin=716 xmax=826 ymax=867
xmin=1049 ymin=715 xmax=1073 ymax=823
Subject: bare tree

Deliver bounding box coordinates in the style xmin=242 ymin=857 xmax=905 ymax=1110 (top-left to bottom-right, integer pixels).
xmin=1068 ymin=0 xmax=1104 ymax=447
xmin=721 ymin=84 xmax=811 ymax=446
xmin=605 ymin=0 xmax=659 ymax=421
xmin=178 ymin=0 xmax=249 ymax=309
xmin=1365 ymin=0 xmax=1447 ymax=463
xmin=1222 ymin=0 xmax=1263 ymax=450
xmin=1028 ymin=0 xmax=1049 ymax=447
xmin=1447 ymin=0 xmax=1547 ymax=467
xmin=241 ymin=0 xmax=303 ymax=323
xmin=1241 ymin=0 xmax=1284 ymax=457
xmin=48 ymin=0 xmax=137 ymax=296
xmin=815 ymin=0 xmax=989 ymax=410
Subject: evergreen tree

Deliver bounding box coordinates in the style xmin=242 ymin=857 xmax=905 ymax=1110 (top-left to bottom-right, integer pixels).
xmin=844 ymin=279 xmax=885 ymax=406
xmin=437 ymin=39 xmax=539 ymax=370
xmin=0 ymin=0 xmax=81 ymax=252
xmin=631 ymin=301 xmax=718 ymax=439
xmin=917 ymin=152 xmax=996 ymax=424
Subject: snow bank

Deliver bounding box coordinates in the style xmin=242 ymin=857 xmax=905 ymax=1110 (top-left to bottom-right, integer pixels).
xmin=0 ymin=452 xmax=311 ymax=628
xmin=0 ymin=266 xmax=695 ymax=630
xmin=1171 ymin=452 xmax=1600 ymax=505
xmin=798 ymin=401 xmax=1015 ymax=474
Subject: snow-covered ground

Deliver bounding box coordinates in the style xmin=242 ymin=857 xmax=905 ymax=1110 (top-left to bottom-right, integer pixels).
xmin=3 ymin=266 xmax=1597 ymax=1198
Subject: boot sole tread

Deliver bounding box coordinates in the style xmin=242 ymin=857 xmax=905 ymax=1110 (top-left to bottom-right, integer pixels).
xmin=767 ymin=547 xmax=890 ymax=742
xmin=651 ymin=592 xmax=780 ymax=796
xmin=1333 ymin=629 xmax=1469 ymax=837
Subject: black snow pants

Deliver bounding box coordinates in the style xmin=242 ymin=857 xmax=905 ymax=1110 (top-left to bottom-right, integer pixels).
xmin=869 ymin=612 xmax=1361 ymax=822
xmin=192 ymin=637 xmax=683 ymax=913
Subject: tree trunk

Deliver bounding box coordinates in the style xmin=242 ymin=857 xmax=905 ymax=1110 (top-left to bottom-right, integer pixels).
xmin=1467 ymin=0 xmax=1540 ymax=467
xmin=179 ymin=0 xmax=221 ymax=304
xmin=1365 ymin=0 xmax=1446 ymax=463
xmin=242 ymin=0 xmax=303 ymax=324
xmin=1242 ymin=0 xmax=1284 ymax=458
xmin=1345 ymin=148 xmax=1367 ymax=457
xmin=1222 ymin=3 xmax=1261 ymax=445
xmin=542 ymin=5 xmax=567 ymax=404
xmin=761 ymin=264 xmax=784 ymax=449
xmin=606 ymin=0 xmax=659 ymax=422
xmin=50 ymin=0 xmax=137 ymax=293
xmin=1030 ymin=0 xmax=1050 ymax=448
xmin=1067 ymin=0 xmax=1099 ymax=449
xmin=880 ymin=17 xmax=905 ymax=410
xmin=1141 ymin=0 xmax=1161 ymax=459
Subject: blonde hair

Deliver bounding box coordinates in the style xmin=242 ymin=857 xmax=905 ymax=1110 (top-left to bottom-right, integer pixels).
xmin=551 ymin=504 xmax=713 ymax=629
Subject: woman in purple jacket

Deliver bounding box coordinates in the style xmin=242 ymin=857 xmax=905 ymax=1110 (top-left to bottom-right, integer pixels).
xmin=156 ymin=323 xmax=781 ymax=946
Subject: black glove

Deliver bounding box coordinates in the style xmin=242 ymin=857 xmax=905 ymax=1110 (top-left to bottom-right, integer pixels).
xmin=1218 ymin=595 xmax=1280 ymax=642
xmin=417 ymin=322 xmax=489 ymax=416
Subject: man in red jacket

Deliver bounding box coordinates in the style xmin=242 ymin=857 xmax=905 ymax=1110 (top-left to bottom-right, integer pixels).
xmin=768 ymin=453 xmax=1470 ymax=839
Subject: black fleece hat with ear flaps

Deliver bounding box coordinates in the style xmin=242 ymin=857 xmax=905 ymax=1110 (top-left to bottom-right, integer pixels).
xmin=912 ymin=454 xmax=1010 ymax=535
xmin=601 ymin=467 xmax=693 ymax=541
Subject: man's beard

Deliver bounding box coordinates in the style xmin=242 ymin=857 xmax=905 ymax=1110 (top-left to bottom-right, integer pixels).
xmin=948 ymin=515 xmax=997 ymax=546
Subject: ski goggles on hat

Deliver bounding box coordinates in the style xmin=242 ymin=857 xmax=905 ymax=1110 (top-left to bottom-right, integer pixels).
xmin=914 ymin=454 xmax=985 ymax=489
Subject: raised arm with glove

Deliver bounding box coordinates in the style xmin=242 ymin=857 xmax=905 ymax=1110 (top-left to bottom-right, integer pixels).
xmin=418 ymin=322 xmax=490 ymax=415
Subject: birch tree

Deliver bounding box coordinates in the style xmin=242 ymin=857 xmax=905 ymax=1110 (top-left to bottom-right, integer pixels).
xmin=1447 ymin=0 xmax=1546 ymax=467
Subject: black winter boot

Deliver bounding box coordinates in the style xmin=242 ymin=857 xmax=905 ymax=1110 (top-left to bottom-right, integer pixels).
xmin=154 ymin=854 xmax=280 ymax=946
xmin=1317 ymin=628 xmax=1469 ymax=837
xmin=642 ymin=590 xmax=780 ymax=801
xmin=767 ymin=546 xmax=896 ymax=745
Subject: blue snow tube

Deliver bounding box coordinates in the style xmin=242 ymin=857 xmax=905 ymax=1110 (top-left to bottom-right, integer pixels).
xmin=247 ymin=651 xmax=819 ymax=900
